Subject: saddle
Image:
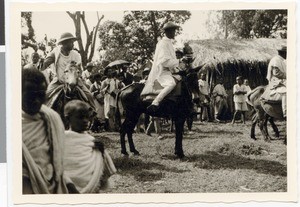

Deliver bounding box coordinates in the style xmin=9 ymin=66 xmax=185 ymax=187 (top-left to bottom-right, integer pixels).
xmin=247 ymin=85 xmax=283 ymax=119
xmin=260 ymin=99 xmax=283 ymax=119
xmin=142 ymin=80 xmax=182 ymax=103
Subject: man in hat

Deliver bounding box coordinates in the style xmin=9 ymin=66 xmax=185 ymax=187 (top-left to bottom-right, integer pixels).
xmin=141 ymin=22 xmax=185 ymax=113
xmin=41 ymin=32 xmax=95 ymax=109
xmin=261 ymin=45 xmax=287 ymax=118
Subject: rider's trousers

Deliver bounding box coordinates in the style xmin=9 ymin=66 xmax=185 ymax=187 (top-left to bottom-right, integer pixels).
xmin=152 ymin=81 xmax=176 ymax=105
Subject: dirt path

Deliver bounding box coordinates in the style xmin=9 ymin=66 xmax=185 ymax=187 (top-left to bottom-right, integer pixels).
xmin=95 ymin=120 xmax=287 ymax=193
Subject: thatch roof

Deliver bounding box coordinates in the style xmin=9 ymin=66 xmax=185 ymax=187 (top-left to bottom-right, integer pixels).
xmin=190 ymin=38 xmax=286 ymax=68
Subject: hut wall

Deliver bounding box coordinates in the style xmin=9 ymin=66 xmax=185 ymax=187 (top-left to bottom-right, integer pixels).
xmin=207 ymin=60 xmax=269 ymax=119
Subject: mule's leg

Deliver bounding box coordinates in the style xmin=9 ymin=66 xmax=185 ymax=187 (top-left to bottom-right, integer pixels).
xmin=268 ymin=117 xmax=280 ymax=139
xmin=259 ymin=116 xmax=271 ymax=142
xmin=174 ymin=117 xmax=185 ymax=158
xmin=120 ymin=123 xmax=128 ymax=155
xmin=126 ymin=111 xmax=141 ymax=155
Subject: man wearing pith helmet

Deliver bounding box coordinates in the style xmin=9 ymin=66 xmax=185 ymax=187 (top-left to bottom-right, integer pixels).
xmin=141 ymin=22 xmax=186 ymax=113
xmin=41 ymin=32 xmax=95 ymax=109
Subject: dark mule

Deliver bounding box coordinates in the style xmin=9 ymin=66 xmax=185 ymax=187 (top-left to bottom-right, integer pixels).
xmin=116 ymin=65 xmax=201 ymax=158
xmin=46 ymin=64 xmax=93 ymax=127
xmin=247 ymin=86 xmax=285 ymax=143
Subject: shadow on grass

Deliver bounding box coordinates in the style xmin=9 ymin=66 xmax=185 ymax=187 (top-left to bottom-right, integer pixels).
xmin=93 ymin=134 xmax=118 ymax=148
xmin=185 ymin=151 xmax=286 ymax=177
xmin=114 ymin=157 xmax=189 ymax=182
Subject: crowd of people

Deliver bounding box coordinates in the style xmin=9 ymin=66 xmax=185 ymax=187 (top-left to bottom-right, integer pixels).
xmin=21 ymin=21 xmax=286 ymax=194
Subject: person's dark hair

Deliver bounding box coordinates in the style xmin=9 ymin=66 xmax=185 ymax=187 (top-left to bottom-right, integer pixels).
xmin=93 ymin=73 xmax=101 ymax=80
xmin=64 ymin=100 xmax=92 ymax=118
xmin=22 ymin=69 xmax=47 ymax=89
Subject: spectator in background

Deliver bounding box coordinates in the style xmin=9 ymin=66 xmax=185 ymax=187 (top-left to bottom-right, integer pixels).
xmin=212 ymin=79 xmax=228 ymax=122
xmin=101 ymin=68 xmax=124 ymax=131
xmin=231 ymin=76 xmax=248 ymax=124
xmin=23 ymin=52 xmax=40 ymax=70
xmin=198 ymin=73 xmax=212 ymax=122
xmin=82 ymin=62 xmax=94 ymax=88
xmin=244 ymin=79 xmax=251 ymax=94
xmin=90 ymin=73 xmax=105 ymax=132
xmin=119 ymin=65 xmax=133 ymax=86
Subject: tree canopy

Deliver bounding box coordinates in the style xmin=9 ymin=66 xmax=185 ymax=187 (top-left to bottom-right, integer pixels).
xmin=67 ymin=11 xmax=104 ymax=66
xmin=206 ymin=10 xmax=287 ymax=39
xmin=98 ymin=10 xmax=191 ymax=63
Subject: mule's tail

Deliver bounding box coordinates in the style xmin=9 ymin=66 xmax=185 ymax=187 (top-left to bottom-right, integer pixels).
xmin=246 ymin=86 xmax=266 ymax=107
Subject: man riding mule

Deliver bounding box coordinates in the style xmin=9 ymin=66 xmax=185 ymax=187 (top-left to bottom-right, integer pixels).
xmin=260 ymin=45 xmax=287 ymax=118
xmin=141 ymin=22 xmax=186 ymax=113
xmin=43 ymin=32 xmax=95 ymax=123
xmin=247 ymin=45 xmax=287 ymax=143
xmin=116 ymin=22 xmax=201 ymax=158
xmin=41 ymin=32 xmax=95 ymax=113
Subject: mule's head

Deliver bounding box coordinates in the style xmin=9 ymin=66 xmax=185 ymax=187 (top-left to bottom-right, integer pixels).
xmin=64 ymin=61 xmax=80 ymax=89
xmin=184 ymin=62 xmax=203 ymax=106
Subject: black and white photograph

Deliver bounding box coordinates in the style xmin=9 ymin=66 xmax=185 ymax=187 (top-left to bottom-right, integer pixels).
xmin=8 ymin=1 xmax=297 ymax=205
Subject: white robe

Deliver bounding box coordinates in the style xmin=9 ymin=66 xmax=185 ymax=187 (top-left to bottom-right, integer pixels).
xmin=141 ymin=37 xmax=179 ymax=96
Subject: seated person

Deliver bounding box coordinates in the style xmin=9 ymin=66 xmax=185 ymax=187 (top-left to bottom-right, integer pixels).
xmin=261 ymin=45 xmax=287 ymax=118
xmin=141 ymin=22 xmax=185 ymax=113
xmin=22 ymin=69 xmax=78 ymax=194
xmin=41 ymin=32 xmax=95 ymax=110
xmin=63 ymin=100 xmax=117 ymax=193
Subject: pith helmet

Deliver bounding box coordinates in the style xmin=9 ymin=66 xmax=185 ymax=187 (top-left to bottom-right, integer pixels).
xmin=57 ymin=32 xmax=77 ymax=44
xmin=163 ymin=22 xmax=179 ymax=30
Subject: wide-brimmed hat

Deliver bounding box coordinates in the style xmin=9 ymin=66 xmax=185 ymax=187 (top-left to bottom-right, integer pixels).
xmin=277 ymin=45 xmax=287 ymax=52
xmin=86 ymin=62 xmax=94 ymax=68
xmin=163 ymin=22 xmax=179 ymax=30
xmin=175 ymin=48 xmax=184 ymax=55
xmin=57 ymin=32 xmax=77 ymax=44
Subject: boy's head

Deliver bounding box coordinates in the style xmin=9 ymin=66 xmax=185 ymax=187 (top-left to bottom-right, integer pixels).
xmin=236 ymin=76 xmax=243 ymax=85
xmin=244 ymin=79 xmax=249 ymax=86
xmin=22 ymin=69 xmax=47 ymax=115
xmin=64 ymin=100 xmax=93 ymax=133
xmin=93 ymin=73 xmax=102 ymax=83
xmin=31 ymin=52 xmax=40 ymax=64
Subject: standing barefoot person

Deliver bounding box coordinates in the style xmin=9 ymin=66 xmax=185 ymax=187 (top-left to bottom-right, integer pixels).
xmin=231 ymin=76 xmax=248 ymax=124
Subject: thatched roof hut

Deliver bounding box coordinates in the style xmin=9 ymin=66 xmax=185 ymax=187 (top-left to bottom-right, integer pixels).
xmin=189 ymin=38 xmax=286 ymax=118
xmin=190 ymin=38 xmax=286 ymax=90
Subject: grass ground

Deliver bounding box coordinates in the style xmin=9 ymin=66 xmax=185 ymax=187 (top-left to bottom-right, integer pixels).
xmin=94 ymin=120 xmax=287 ymax=193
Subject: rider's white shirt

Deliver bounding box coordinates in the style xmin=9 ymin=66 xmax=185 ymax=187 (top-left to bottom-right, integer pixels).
xmin=56 ymin=51 xmax=81 ymax=82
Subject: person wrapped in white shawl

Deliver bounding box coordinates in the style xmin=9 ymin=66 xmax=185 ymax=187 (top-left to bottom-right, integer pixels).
xmin=22 ymin=69 xmax=78 ymax=194
xmin=63 ymin=100 xmax=117 ymax=193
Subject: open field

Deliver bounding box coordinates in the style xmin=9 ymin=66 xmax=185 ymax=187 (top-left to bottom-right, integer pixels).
xmin=94 ymin=120 xmax=287 ymax=193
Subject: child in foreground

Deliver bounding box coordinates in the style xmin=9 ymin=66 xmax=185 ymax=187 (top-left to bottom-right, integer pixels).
xmin=63 ymin=100 xmax=117 ymax=193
